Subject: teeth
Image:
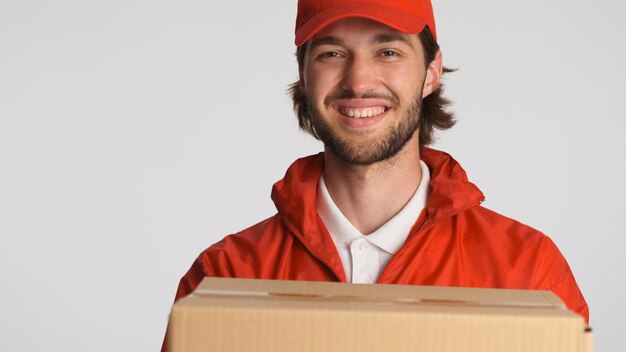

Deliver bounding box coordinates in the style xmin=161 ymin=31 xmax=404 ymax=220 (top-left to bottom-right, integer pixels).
xmin=339 ymin=107 xmax=386 ymax=118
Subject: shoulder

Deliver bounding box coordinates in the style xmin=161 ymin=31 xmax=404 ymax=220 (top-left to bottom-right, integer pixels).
xmin=173 ymin=214 xmax=290 ymax=301
xmin=460 ymin=205 xmax=579 ymax=288
xmin=459 ymin=206 xmax=589 ymax=321
xmin=210 ymin=214 xmax=287 ymax=250
xmin=448 ymin=205 xmax=564 ymax=279
xmin=456 ymin=205 xmax=548 ymax=245
xmin=194 ymin=213 xmax=295 ymax=276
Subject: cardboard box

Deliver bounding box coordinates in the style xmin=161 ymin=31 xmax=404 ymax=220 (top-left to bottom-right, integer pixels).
xmin=167 ymin=277 xmax=592 ymax=352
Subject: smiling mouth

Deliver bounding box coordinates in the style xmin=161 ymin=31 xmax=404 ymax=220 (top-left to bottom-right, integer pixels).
xmin=336 ymin=107 xmax=388 ymax=118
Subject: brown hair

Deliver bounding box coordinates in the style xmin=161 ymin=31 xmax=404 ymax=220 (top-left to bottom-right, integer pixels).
xmin=287 ymin=26 xmax=456 ymax=148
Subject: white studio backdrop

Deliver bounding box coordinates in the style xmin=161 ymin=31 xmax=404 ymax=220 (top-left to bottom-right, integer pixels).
xmin=0 ymin=0 xmax=624 ymax=351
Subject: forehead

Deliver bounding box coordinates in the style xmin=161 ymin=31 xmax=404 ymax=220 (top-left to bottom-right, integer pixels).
xmin=309 ymin=17 xmax=418 ymax=47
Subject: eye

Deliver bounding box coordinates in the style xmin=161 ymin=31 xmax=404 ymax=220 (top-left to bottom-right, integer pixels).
xmin=317 ymin=51 xmax=342 ymax=59
xmin=380 ymin=50 xmax=399 ymax=57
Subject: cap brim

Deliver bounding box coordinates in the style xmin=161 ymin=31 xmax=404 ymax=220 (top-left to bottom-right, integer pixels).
xmin=295 ymin=2 xmax=429 ymax=46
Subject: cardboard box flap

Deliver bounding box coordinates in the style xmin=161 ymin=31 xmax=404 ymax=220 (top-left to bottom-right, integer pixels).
xmin=192 ymin=277 xmax=566 ymax=310
xmin=169 ymin=278 xmax=592 ymax=352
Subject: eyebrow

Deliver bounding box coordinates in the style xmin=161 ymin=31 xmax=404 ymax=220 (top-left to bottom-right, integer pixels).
xmin=372 ymin=33 xmax=412 ymax=46
xmin=308 ymin=33 xmax=412 ymax=51
xmin=308 ymin=36 xmax=344 ymax=50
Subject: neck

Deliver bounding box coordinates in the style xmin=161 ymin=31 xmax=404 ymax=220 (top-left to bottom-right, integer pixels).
xmin=323 ymin=136 xmax=423 ymax=235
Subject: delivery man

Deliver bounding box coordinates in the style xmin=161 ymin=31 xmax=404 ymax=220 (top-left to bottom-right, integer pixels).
xmin=164 ymin=0 xmax=588 ymax=346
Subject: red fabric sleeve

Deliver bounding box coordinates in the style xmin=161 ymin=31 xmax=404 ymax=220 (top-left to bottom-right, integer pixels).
xmin=549 ymin=271 xmax=589 ymax=323
xmin=535 ymin=237 xmax=589 ymax=323
xmin=174 ymin=258 xmax=210 ymax=301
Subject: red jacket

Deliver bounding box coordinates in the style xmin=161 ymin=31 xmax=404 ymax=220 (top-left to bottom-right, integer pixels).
xmin=172 ymin=148 xmax=589 ymax=322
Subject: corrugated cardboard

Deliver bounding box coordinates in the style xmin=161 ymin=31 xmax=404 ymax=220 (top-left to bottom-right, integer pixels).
xmin=167 ymin=277 xmax=592 ymax=352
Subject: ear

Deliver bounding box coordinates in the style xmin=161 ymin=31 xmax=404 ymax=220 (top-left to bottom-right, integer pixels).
xmin=422 ymin=50 xmax=443 ymax=98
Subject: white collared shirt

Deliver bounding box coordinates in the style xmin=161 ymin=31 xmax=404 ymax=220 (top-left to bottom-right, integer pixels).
xmin=317 ymin=161 xmax=431 ymax=283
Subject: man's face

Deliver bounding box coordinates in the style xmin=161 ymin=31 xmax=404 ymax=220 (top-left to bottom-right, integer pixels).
xmin=302 ymin=18 xmax=439 ymax=165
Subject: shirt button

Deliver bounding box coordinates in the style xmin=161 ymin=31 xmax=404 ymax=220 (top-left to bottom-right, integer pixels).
xmin=359 ymin=242 xmax=369 ymax=251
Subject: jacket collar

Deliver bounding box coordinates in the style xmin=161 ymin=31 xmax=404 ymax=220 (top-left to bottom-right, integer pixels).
xmin=270 ymin=148 xmax=485 ymax=280
xmin=420 ymin=148 xmax=485 ymax=228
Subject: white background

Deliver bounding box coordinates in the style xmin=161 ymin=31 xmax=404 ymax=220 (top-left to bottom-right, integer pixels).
xmin=1 ymin=0 xmax=624 ymax=351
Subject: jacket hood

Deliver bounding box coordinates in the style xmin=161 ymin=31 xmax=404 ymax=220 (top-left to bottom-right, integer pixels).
xmin=271 ymin=148 xmax=485 ymax=239
xmin=420 ymin=148 xmax=485 ymax=228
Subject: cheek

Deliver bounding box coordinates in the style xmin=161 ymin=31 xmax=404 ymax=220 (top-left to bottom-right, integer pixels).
xmin=381 ymin=68 xmax=423 ymax=99
xmin=304 ymin=67 xmax=341 ymax=103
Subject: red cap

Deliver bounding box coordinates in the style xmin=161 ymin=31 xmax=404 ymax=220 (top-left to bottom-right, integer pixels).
xmin=295 ymin=0 xmax=437 ymax=46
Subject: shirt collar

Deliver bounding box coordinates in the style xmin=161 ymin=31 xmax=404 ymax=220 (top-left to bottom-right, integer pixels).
xmin=317 ymin=160 xmax=431 ymax=254
xmin=317 ymin=174 xmax=363 ymax=249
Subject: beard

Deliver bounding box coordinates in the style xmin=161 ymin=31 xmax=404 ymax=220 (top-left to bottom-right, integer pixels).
xmin=307 ymin=91 xmax=422 ymax=165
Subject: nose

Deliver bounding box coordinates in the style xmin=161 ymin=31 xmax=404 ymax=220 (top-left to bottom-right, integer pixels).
xmin=340 ymin=54 xmax=379 ymax=96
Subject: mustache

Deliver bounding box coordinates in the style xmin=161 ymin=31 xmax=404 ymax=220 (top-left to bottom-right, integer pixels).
xmin=324 ymin=90 xmax=399 ymax=108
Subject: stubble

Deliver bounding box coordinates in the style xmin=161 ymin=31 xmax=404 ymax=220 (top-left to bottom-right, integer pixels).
xmin=308 ymin=91 xmax=422 ymax=165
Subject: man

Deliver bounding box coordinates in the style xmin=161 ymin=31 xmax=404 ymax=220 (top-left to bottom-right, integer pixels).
xmin=166 ymin=0 xmax=589 ymax=339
